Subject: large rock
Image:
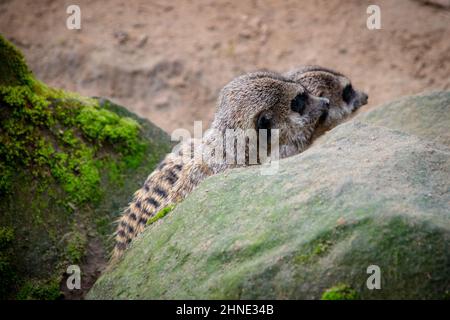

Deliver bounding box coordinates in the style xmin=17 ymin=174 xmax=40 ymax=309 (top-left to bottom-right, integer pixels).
xmin=0 ymin=35 xmax=172 ymax=299
xmin=356 ymin=91 xmax=450 ymax=148
xmin=88 ymin=92 xmax=450 ymax=300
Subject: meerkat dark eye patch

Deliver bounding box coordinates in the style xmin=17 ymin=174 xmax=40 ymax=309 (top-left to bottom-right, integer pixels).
xmin=342 ymin=84 xmax=355 ymax=104
xmin=291 ymin=93 xmax=307 ymax=114
xmin=256 ymin=112 xmax=272 ymax=131
xmin=256 ymin=112 xmax=272 ymax=145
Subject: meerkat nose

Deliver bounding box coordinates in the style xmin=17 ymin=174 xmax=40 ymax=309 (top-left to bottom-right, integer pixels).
xmin=361 ymin=92 xmax=369 ymax=105
xmin=320 ymin=97 xmax=330 ymax=108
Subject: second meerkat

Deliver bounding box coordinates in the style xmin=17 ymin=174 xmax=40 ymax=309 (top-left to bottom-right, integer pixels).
xmin=111 ymin=71 xmax=330 ymax=261
xmin=284 ymin=65 xmax=368 ymax=138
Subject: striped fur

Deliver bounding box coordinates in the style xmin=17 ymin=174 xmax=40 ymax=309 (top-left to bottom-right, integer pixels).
xmin=111 ymin=150 xmax=212 ymax=261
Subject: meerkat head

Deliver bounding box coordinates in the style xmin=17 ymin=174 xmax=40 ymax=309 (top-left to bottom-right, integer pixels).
xmin=284 ymin=66 xmax=368 ymax=129
xmin=211 ymin=71 xmax=330 ymax=159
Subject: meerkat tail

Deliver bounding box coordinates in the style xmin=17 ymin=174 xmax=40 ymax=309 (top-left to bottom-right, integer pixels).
xmin=111 ymin=158 xmax=185 ymax=261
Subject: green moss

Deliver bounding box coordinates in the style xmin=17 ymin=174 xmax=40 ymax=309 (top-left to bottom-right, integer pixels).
xmin=0 ymin=36 xmax=171 ymax=299
xmin=0 ymin=38 xmax=149 ymax=205
xmin=76 ymin=105 xmax=142 ymax=153
xmin=0 ymin=162 xmax=13 ymax=195
xmin=147 ymin=204 xmax=176 ymax=226
xmin=95 ymin=216 xmax=111 ymax=237
xmin=294 ymin=220 xmax=369 ymax=265
xmin=0 ymin=226 xmax=14 ymax=248
xmin=104 ymin=161 xmax=124 ymax=185
xmin=60 ymin=129 xmax=79 ymax=147
xmin=321 ymin=284 xmax=359 ymax=300
xmin=0 ymin=70 xmax=148 ymax=206
xmin=16 ymin=278 xmax=62 ymax=300
xmin=51 ymin=147 xmax=102 ymax=204
xmin=66 ymin=231 xmax=88 ymax=264
xmin=444 ymin=290 xmax=450 ymax=300
xmin=313 ymin=240 xmax=332 ymax=256
xmin=0 ymin=226 xmax=16 ymax=299
xmin=0 ymin=35 xmax=32 ymax=86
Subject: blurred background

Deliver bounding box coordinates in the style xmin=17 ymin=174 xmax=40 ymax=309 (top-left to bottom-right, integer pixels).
xmin=1 ymin=0 xmax=449 ymax=134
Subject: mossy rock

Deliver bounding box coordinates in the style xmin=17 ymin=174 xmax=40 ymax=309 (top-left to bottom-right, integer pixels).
xmin=0 ymin=35 xmax=172 ymax=299
xmin=321 ymin=284 xmax=359 ymax=300
xmin=88 ymin=93 xmax=450 ymax=300
xmin=356 ymin=91 xmax=450 ymax=148
xmin=0 ymin=34 xmax=31 ymax=87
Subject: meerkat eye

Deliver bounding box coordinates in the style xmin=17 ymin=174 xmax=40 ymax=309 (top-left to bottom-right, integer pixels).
xmin=291 ymin=93 xmax=307 ymax=115
xmin=342 ymin=84 xmax=355 ymax=104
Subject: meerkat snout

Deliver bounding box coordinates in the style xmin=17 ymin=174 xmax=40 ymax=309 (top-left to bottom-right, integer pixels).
xmin=317 ymin=97 xmax=330 ymax=124
xmin=355 ymin=91 xmax=368 ymax=109
xmin=342 ymin=83 xmax=368 ymax=112
xmin=320 ymin=97 xmax=330 ymax=109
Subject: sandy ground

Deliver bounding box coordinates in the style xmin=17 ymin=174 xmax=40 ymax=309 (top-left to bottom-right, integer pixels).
xmin=1 ymin=0 xmax=449 ymax=135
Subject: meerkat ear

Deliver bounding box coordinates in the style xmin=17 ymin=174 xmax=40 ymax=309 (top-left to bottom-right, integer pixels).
xmin=256 ymin=112 xmax=272 ymax=131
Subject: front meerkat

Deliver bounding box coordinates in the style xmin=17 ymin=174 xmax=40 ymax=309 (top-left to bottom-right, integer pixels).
xmin=111 ymin=71 xmax=330 ymax=261
xmin=284 ymin=66 xmax=368 ymax=138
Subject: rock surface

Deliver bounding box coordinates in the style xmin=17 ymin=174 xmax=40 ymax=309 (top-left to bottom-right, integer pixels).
xmin=88 ymin=92 xmax=450 ymax=300
xmin=0 ymin=36 xmax=172 ymax=299
xmin=356 ymin=91 xmax=450 ymax=148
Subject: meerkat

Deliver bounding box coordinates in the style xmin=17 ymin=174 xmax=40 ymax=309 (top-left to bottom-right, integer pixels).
xmin=284 ymin=65 xmax=368 ymax=139
xmin=111 ymin=71 xmax=330 ymax=261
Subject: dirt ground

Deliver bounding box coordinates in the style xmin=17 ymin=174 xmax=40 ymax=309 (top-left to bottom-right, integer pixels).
xmin=1 ymin=0 xmax=449 ymax=134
